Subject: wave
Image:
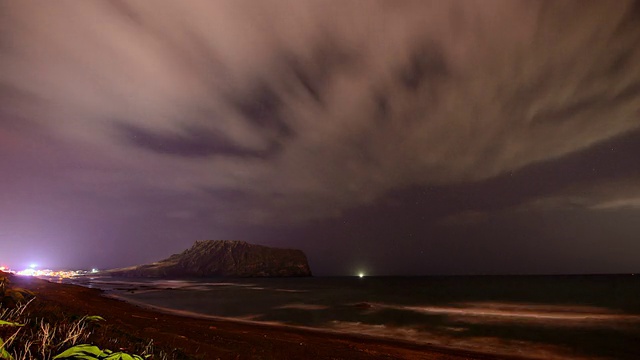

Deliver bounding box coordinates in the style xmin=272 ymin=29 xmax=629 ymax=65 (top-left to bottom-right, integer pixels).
xmin=274 ymin=288 xmax=308 ymax=293
xmin=107 ymin=294 xmax=601 ymax=360
xmin=196 ymin=282 xmax=257 ymax=287
xmin=85 ymin=278 xmax=259 ymax=291
xmin=328 ymin=321 xmax=600 ymax=360
xmin=276 ymin=303 xmax=329 ymax=310
xmin=357 ymin=301 xmax=640 ymax=327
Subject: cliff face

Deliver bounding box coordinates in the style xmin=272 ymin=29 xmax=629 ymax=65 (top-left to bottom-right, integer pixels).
xmin=107 ymin=240 xmax=312 ymax=278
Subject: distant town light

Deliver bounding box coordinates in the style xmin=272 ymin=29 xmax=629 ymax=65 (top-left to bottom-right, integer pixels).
xmin=16 ymin=268 xmax=88 ymax=278
xmin=18 ymin=268 xmax=36 ymax=276
xmin=358 ymin=272 xmax=365 ymax=278
xmin=29 ymin=263 xmax=37 ymax=269
xmin=91 ymin=268 xmax=98 ymax=273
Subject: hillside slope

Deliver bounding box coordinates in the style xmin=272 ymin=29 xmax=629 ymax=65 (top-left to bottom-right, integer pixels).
xmin=107 ymin=240 xmax=312 ymax=277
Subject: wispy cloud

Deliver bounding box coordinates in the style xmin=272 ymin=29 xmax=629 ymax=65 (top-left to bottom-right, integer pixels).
xmin=2 ymin=0 xmax=640 ymax=226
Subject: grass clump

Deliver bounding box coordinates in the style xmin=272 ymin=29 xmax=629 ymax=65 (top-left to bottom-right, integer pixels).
xmin=1 ymin=300 xmax=92 ymax=360
xmin=1 ymin=302 xmax=160 ymax=360
xmin=0 ymin=273 xmax=169 ymax=360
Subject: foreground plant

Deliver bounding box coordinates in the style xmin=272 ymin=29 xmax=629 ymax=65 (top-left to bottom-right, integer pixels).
xmin=0 ymin=321 xmax=22 ymax=327
xmin=0 ymin=318 xmax=23 ymax=360
xmin=1 ymin=301 xmax=28 ymax=360
xmin=0 ymin=273 xmax=169 ymax=359
xmin=54 ymin=344 xmax=150 ymax=360
xmin=0 ymin=337 xmax=14 ymax=360
xmin=0 ymin=276 xmax=92 ymax=360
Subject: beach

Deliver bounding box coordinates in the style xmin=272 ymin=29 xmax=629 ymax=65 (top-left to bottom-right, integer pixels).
xmin=10 ymin=275 xmax=514 ymax=360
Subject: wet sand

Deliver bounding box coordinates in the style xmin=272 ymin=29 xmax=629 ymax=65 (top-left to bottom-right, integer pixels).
xmin=10 ymin=275 xmax=523 ymax=360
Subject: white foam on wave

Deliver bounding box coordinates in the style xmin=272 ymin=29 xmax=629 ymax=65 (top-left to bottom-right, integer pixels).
xmin=366 ymin=301 xmax=640 ymax=327
xmin=86 ymin=279 xmax=197 ymax=290
xmin=184 ymin=286 xmax=217 ymax=291
xmin=106 ymin=294 xmax=295 ymax=328
xmin=95 ymin=280 xmax=259 ymax=291
xmin=328 ymin=321 xmax=602 ymax=360
xmin=88 ymin=280 xmax=154 ymax=287
xmin=197 ymin=282 xmax=257 ymax=287
xmin=150 ymin=280 xmax=195 ymax=289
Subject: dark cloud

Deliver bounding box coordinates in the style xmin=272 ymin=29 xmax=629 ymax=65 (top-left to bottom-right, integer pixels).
xmin=283 ymin=40 xmax=357 ymax=105
xmin=120 ymin=123 xmax=281 ymax=158
xmin=438 ymin=127 xmax=640 ymax=220
xmin=397 ymin=42 xmax=449 ymax=91
xmin=230 ymin=83 xmax=292 ymax=137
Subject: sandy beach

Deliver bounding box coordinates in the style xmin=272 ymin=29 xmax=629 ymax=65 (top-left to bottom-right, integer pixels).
xmin=10 ymin=275 xmax=518 ymax=360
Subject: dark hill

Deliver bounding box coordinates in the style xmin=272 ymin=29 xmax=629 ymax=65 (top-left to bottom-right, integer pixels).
xmin=107 ymin=240 xmax=312 ymax=278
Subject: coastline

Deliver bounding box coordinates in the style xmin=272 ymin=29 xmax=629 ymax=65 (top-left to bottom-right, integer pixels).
xmin=12 ymin=275 xmax=519 ymax=360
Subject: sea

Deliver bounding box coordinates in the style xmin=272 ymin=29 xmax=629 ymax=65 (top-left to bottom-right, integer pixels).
xmin=70 ymin=275 xmax=640 ymax=359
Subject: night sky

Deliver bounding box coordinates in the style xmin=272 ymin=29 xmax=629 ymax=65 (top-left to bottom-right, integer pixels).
xmin=1 ymin=1 xmax=639 ymax=275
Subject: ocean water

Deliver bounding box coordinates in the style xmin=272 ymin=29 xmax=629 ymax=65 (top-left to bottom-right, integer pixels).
xmin=74 ymin=275 xmax=640 ymax=359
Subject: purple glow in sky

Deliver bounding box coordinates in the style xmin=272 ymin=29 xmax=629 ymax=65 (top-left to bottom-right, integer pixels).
xmin=1 ymin=1 xmax=639 ymax=275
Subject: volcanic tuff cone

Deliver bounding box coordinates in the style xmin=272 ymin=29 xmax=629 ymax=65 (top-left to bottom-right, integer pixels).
xmin=107 ymin=240 xmax=312 ymax=277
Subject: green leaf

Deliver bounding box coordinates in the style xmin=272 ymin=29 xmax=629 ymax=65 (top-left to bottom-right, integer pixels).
xmin=53 ymin=344 xmax=109 ymax=359
xmin=0 ymin=339 xmax=13 ymax=360
xmin=104 ymin=352 xmax=149 ymax=360
xmin=105 ymin=354 xmax=135 ymax=360
xmin=0 ymin=320 xmax=23 ymax=327
xmin=53 ymin=345 xmax=147 ymax=360
xmin=0 ymin=347 xmax=14 ymax=360
xmin=53 ymin=355 xmax=97 ymax=360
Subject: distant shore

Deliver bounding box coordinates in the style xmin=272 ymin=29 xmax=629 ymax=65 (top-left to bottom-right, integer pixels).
xmin=11 ymin=274 xmax=517 ymax=360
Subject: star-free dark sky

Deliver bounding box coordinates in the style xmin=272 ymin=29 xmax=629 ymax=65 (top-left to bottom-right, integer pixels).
xmin=1 ymin=1 xmax=639 ymax=275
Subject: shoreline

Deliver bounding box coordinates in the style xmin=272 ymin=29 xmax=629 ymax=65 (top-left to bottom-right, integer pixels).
xmin=103 ymin=293 xmax=500 ymax=356
xmin=14 ymin=275 xmax=522 ymax=360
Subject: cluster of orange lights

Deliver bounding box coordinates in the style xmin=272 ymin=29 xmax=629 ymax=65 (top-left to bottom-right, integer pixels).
xmin=0 ymin=265 xmax=98 ymax=278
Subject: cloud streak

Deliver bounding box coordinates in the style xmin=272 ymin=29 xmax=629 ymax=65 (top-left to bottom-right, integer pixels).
xmin=1 ymin=1 xmax=640 ymax=270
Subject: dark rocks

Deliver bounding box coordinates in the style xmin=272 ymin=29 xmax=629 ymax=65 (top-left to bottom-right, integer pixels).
xmin=107 ymin=240 xmax=312 ymax=278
